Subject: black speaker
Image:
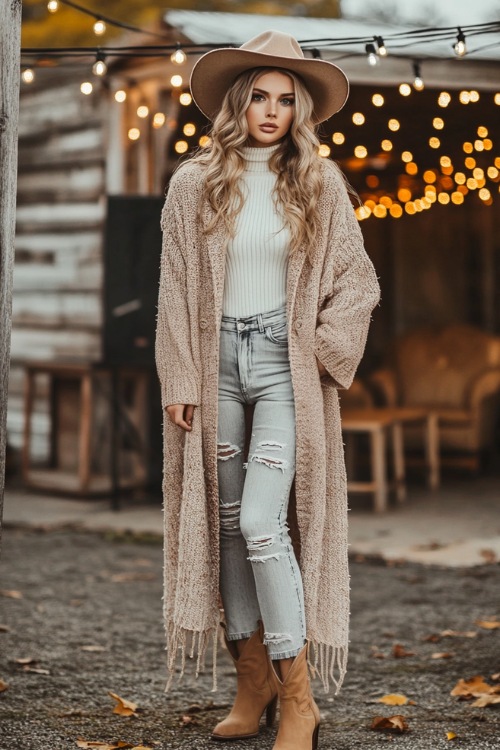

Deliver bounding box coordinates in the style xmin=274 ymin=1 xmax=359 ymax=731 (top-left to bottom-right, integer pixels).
xmin=103 ymin=195 xmax=165 ymax=496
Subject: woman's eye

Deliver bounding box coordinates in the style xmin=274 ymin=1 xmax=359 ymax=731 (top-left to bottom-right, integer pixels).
xmin=281 ymin=98 xmax=294 ymax=106
xmin=251 ymin=93 xmax=264 ymax=101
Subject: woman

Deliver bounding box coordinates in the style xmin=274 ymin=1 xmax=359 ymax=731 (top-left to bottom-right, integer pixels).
xmin=155 ymin=30 xmax=380 ymax=749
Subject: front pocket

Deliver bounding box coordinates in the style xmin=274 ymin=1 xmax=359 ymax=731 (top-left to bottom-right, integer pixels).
xmin=264 ymin=321 xmax=288 ymax=346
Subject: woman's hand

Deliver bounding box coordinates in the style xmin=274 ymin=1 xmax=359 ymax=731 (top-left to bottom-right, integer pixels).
xmin=166 ymin=404 xmax=195 ymax=431
xmin=316 ymin=356 xmax=328 ymax=379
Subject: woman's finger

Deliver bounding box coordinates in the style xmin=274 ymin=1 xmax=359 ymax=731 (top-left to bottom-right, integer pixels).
xmin=185 ymin=404 xmax=195 ymax=427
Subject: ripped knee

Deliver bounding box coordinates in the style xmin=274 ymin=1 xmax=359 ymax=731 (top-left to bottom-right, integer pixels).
xmin=249 ymin=439 xmax=288 ymax=472
xmin=217 ymin=441 xmax=242 ymax=461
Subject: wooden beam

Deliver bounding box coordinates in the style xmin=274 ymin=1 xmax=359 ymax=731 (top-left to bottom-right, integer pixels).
xmin=0 ymin=0 xmax=23 ymax=546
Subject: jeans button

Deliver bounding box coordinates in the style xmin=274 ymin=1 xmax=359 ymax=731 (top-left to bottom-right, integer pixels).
xmin=237 ymin=322 xmax=246 ymax=331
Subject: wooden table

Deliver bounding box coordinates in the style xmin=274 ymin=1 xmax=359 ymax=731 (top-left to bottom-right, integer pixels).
xmin=341 ymin=407 xmax=439 ymax=513
xmin=22 ymin=361 xmax=150 ymax=500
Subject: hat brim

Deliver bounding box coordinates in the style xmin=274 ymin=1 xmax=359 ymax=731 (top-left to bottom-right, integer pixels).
xmin=189 ymin=47 xmax=349 ymax=124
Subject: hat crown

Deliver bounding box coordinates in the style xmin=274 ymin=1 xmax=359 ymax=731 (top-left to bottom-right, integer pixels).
xmin=239 ymin=30 xmax=305 ymax=61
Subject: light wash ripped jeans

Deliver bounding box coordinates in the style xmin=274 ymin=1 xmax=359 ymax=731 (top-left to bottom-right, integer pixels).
xmin=217 ymin=305 xmax=306 ymax=660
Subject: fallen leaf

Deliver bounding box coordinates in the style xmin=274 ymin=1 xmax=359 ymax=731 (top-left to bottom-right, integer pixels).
xmin=22 ymin=666 xmax=50 ymax=674
xmin=76 ymin=740 xmax=133 ymax=749
xmin=491 ymin=673 xmax=500 ymax=681
xmin=81 ymin=645 xmax=107 ymax=652
xmin=471 ymin=694 xmax=500 ymax=708
xmin=475 ymin=618 xmax=500 ymax=630
xmin=0 ymin=590 xmax=23 ymax=599
xmin=451 ymin=676 xmax=492 ymax=697
xmin=0 ymin=679 xmax=9 ymax=692
xmin=180 ymin=714 xmax=198 ymax=726
xmin=15 ymin=657 xmax=37 ymax=665
xmin=479 ymin=549 xmax=497 ymax=563
xmin=393 ymin=643 xmax=415 ymax=658
xmin=371 ymin=715 xmax=409 ymax=732
xmin=0 ymin=624 xmax=11 ymax=632
xmin=446 ymin=731 xmax=457 ymax=740
xmin=370 ymin=646 xmax=386 ymax=659
xmin=108 ymin=692 xmax=139 ymax=717
xmin=377 ymin=694 xmax=410 ymax=706
xmin=441 ymin=630 xmax=477 ymax=638
xmin=432 ymin=652 xmax=454 ymax=659
xmin=130 ymin=746 xmax=153 ymax=750
xmin=424 ymin=633 xmax=441 ymax=643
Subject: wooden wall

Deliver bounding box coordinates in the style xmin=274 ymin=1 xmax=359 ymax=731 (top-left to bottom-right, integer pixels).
xmin=7 ymin=72 xmax=106 ymax=459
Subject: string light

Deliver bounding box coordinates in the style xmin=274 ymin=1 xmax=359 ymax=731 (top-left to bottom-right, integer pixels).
xmin=137 ymin=105 xmax=149 ymax=118
xmin=388 ymin=119 xmax=400 ymax=131
xmin=171 ymin=44 xmax=187 ymax=65
xmin=92 ymin=52 xmax=107 ymax=76
xmin=433 ymin=117 xmax=444 ymax=130
xmin=332 ymin=132 xmax=345 ymax=145
xmin=80 ymin=81 xmax=93 ymax=95
xmin=399 ymin=83 xmax=411 ymax=96
xmin=454 ymin=28 xmax=467 ymax=57
xmin=47 ymin=0 xmax=59 ymax=12
xmin=438 ymin=92 xmax=451 ymax=108
xmin=183 ymin=122 xmax=196 ymax=136
xmin=352 ymin=112 xmax=365 ymax=125
xmin=170 ymin=74 xmax=183 ymax=88
xmin=114 ymin=89 xmax=126 ymax=103
xmin=412 ymin=62 xmax=424 ymax=91
xmin=128 ymin=128 xmax=140 ymax=141
xmin=365 ymin=43 xmax=378 ymax=67
xmin=21 ymin=68 xmax=35 ymax=84
xmin=153 ymin=112 xmax=166 ymax=128
xmin=375 ymin=36 xmax=388 ymax=57
xmin=179 ymin=92 xmax=192 ymax=106
xmin=93 ymin=19 xmax=106 ymax=35
xmin=372 ymin=93 xmax=384 ymax=107
xmin=318 ymin=144 xmax=331 ymax=157
xmin=354 ymin=145 xmax=368 ymax=158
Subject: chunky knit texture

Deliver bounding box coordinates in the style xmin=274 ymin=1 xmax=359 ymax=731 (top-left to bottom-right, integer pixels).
xmin=223 ymin=142 xmax=290 ymax=317
xmin=155 ymin=155 xmax=380 ymax=695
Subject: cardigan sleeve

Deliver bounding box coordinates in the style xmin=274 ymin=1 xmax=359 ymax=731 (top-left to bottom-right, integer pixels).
xmin=155 ymin=182 xmax=200 ymax=409
xmin=313 ymin=172 xmax=380 ymax=390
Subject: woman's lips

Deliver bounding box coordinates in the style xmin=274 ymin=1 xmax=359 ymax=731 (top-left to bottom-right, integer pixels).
xmin=259 ymin=124 xmax=278 ymax=131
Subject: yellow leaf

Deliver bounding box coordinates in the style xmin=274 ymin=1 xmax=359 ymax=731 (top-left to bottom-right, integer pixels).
xmin=471 ymin=694 xmax=500 ymax=708
xmin=432 ymin=652 xmax=454 ymax=659
xmin=377 ymin=693 xmax=410 ymax=706
xmin=447 ymin=731 xmax=457 ymax=740
xmin=451 ymin=676 xmax=492 ymax=697
xmin=0 ymin=679 xmax=9 ymax=692
xmin=475 ymin=618 xmax=500 ymax=630
xmin=108 ymin=692 xmax=139 ymax=717
xmin=392 ymin=643 xmax=415 ymax=658
xmin=440 ymin=629 xmax=477 ymax=638
xmin=76 ymin=741 xmax=133 ymax=750
xmin=371 ymin=715 xmax=409 ymax=732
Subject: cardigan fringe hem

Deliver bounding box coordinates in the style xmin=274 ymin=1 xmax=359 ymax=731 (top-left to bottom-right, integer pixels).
xmin=164 ymin=621 xmax=220 ymax=693
xmin=163 ymin=620 xmax=347 ymax=695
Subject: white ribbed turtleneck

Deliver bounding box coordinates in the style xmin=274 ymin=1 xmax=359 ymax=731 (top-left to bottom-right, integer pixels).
xmin=222 ymin=142 xmax=291 ymax=318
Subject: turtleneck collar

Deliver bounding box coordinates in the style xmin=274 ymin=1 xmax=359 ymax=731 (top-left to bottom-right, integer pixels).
xmin=241 ymin=142 xmax=281 ymax=173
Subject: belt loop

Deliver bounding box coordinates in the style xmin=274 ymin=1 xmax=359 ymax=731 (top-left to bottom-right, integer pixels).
xmin=257 ymin=313 xmax=264 ymax=333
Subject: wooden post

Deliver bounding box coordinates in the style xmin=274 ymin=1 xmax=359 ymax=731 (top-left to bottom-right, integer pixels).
xmin=0 ymin=0 xmax=23 ymax=547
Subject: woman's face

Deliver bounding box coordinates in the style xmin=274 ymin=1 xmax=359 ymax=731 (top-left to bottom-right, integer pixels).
xmin=245 ymin=70 xmax=295 ymax=148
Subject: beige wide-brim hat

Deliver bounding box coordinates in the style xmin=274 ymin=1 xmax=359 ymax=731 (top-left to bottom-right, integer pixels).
xmin=189 ymin=30 xmax=349 ymax=124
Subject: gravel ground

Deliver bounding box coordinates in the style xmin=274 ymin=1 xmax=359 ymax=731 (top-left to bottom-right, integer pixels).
xmin=0 ymin=526 xmax=499 ymax=750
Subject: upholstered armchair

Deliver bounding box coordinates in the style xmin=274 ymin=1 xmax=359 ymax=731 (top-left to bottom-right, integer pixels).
xmin=368 ymin=325 xmax=500 ymax=467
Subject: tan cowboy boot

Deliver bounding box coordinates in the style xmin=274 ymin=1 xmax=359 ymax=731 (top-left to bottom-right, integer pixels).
xmin=211 ymin=620 xmax=278 ymax=741
xmin=271 ymin=642 xmax=321 ymax=750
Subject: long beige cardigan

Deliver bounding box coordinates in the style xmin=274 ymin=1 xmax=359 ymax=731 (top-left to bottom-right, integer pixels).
xmin=155 ymin=156 xmax=380 ymax=695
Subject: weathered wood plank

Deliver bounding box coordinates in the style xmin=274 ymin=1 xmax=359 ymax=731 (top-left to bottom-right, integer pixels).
xmin=16 ymin=201 xmax=105 ymax=228
xmin=17 ymin=165 xmax=104 ymax=204
xmin=19 ymin=81 xmax=104 ymax=138
xmin=12 ymin=291 xmax=102 ymax=329
xmin=13 ymin=262 xmax=103 ymax=292
xmin=14 ymin=229 xmax=102 ymax=261
xmin=10 ymin=328 xmax=101 ymax=363
xmin=1 ymin=0 xmax=22 ymax=538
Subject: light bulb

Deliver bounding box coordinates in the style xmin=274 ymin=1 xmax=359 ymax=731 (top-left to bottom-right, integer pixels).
xmin=454 ymin=29 xmax=467 ymax=57
xmin=22 ymin=68 xmax=35 ymax=84
xmin=47 ymin=0 xmax=59 ymax=12
xmin=92 ymin=59 xmax=107 ymax=76
xmin=80 ymin=82 xmax=93 ymax=96
xmin=171 ymin=47 xmax=187 ymax=65
xmin=93 ymin=19 xmax=106 ymax=36
xmin=365 ymin=43 xmax=378 ymax=67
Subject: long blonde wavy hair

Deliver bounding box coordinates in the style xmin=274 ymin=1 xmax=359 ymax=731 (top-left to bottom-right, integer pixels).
xmin=186 ymin=66 xmax=326 ymax=260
